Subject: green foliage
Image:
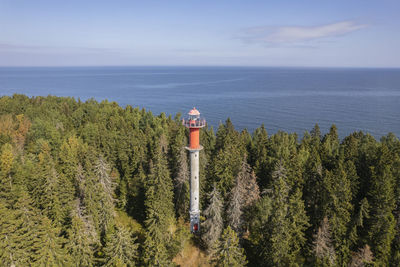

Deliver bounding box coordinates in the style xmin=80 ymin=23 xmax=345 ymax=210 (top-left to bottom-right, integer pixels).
xmin=0 ymin=95 xmax=399 ymax=266
xmin=253 ymin=162 xmax=309 ymax=266
xmin=366 ymin=146 xmax=396 ymax=266
xmin=65 ymin=209 xmax=98 ymax=267
xmin=32 ymin=216 xmax=72 ymax=266
xmin=0 ymin=143 xmax=14 ymax=202
xmin=214 ymin=226 xmax=247 ymax=267
xmin=202 ymin=184 xmax=224 ymax=254
xmin=103 ymin=226 xmax=139 ymax=267
xmin=143 ymin=144 xmax=176 ymax=265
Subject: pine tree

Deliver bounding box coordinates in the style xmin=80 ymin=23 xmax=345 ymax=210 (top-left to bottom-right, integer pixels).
xmin=214 ymin=226 xmax=247 ymax=267
xmin=202 ymin=184 xmax=224 ymax=254
xmin=143 ymin=144 xmax=175 ymax=266
xmin=103 ymin=226 xmax=139 ymax=267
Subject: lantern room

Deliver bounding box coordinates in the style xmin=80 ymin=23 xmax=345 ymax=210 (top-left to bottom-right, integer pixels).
xmin=188 ymin=107 xmax=200 ymax=121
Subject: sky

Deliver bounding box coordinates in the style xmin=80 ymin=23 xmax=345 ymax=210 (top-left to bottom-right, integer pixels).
xmin=0 ymin=0 xmax=399 ymax=67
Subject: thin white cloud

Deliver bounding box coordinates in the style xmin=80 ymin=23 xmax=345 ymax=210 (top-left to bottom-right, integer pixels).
xmin=240 ymin=21 xmax=367 ymax=45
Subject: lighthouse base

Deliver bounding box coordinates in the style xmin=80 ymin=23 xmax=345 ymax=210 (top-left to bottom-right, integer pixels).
xmin=190 ymin=210 xmax=200 ymax=233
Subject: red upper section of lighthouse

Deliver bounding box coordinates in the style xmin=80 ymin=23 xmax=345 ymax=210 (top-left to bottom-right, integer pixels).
xmin=183 ymin=108 xmax=206 ymax=149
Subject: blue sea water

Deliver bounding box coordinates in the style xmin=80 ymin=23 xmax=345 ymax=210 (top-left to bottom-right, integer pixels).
xmin=0 ymin=66 xmax=399 ymax=139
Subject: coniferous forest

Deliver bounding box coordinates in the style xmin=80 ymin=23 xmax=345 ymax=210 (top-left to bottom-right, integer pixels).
xmin=0 ymin=94 xmax=399 ymax=267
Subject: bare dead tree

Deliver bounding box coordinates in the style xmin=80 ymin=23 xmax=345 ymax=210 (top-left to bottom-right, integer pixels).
xmin=313 ymin=217 xmax=336 ymax=266
xmin=95 ymin=156 xmax=114 ymax=204
xmin=349 ymin=244 xmax=373 ymax=267
xmin=227 ymin=184 xmax=243 ymax=233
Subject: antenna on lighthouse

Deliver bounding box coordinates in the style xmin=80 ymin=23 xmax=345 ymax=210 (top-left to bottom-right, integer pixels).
xmin=183 ymin=107 xmax=206 ymax=233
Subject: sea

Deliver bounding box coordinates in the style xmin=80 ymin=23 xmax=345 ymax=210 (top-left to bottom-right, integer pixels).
xmin=0 ymin=66 xmax=399 ymax=139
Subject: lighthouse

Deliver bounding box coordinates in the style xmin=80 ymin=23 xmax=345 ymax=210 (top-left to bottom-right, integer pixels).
xmin=183 ymin=107 xmax=206 ymax=233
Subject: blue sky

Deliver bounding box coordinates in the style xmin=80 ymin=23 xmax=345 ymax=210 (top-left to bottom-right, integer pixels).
xmin=0 ymin=0 xmax=399 ymax=67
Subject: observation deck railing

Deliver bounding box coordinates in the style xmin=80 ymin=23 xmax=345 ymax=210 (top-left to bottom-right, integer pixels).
xmin=182 ymin=118 xmax=206 ymax=128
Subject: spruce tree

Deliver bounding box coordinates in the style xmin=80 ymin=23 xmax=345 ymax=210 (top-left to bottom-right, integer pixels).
xmin=0 ymin=199 xmax=19 ymax=266
xmin=0 ymin=189 xmax=45 ymax=266
xmin=32 ymin=216 xmax=72 ymax=266
xmin=210 ymin=120 xmax=245 ymax=199
xmin=227 ymin=183 xmax=243 ymax=234
xmin=227 ymin=158 xmax=260 ymax=235
xmin=250 ymin=125 xmax=269 ymax=189
xmin=214 ymin=226 xmax=247 ymax=267
xmin=65 ymin=202 xmax=98 ymax=267
xmin=58 ymin=136 xmax=82 ymax=217
xmin=367 ymin=163 xmax=396 ymax=265
xmin=211 ymin=148 xmax=235 ymax=199
xmin=80 ymin=156 xmax=116 ymax=234
xmin=0 ymin=143 xmax=14 ymax=203
xmin=31 ymin=142 xmax=64 ymax=225
xmin=1 ymin=188 xmax=66 ymax=267
xmin=321 ymin=163 xmax=353 ymax=264
xmin=143 ymin=144 xmax=175 ymax=266
xmin=236 ymin=158 xmax=260 ymax=209
xmin=257 ymin=162 xmax=309 ymax=266
xmin=349 ymin=198 xmax=370 ymax=250
xmin=321 ymin=125 xmax=340 ymax=171
xmin=202 ymin=184 xmax=224 ymax=254
xmin=103 ymin=226 xmax=139 ymax=267
xmin=173 ymin=147 xmax=189 ymax=219
xmin=303 ymin=147 xmax=324 ymax=230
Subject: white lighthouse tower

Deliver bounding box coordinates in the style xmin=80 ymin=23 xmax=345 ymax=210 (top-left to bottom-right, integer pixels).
xmin=183 ymin=108 xmax=206 ymax=233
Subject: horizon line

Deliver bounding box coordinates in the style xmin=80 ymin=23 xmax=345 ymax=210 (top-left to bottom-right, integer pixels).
xmin=0 ymin=64 xmax=399 ymax=70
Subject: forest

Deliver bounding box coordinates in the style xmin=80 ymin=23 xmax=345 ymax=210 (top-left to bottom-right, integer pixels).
xmin=0 ymin=94 xmax=399 ymax=267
